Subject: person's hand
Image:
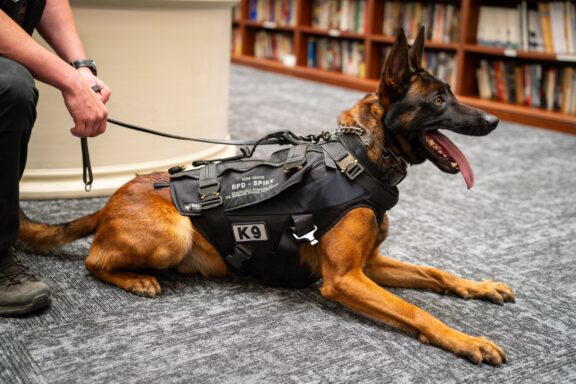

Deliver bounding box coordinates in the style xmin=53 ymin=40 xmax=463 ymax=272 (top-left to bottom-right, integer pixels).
xmin=62 ymin=68 xmax=110 ymax=138
xmin=76 ymin=67 xmax=112 ymax=103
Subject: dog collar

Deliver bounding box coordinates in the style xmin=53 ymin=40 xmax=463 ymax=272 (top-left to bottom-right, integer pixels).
xmin=338 ymin=133 xmax=407 ymax=187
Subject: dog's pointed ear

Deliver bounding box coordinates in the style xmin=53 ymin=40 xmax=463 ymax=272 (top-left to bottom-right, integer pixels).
xmin=378 ymin=28 xmax=411 ymax=104
xmin=409 ymin=25 xmax=425 ymax=72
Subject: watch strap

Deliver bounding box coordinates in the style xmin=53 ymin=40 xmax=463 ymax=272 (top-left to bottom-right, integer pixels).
xmin=70 ymin=59 xmax=97 ymax=76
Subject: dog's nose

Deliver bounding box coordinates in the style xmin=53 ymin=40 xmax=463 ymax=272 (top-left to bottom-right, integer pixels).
xmin=483 ymin=113 xmax=499 ymax=129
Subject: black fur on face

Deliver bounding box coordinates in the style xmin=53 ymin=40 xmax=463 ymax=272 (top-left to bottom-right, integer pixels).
xmin=377 ymin=27 xmax=499 ymax=173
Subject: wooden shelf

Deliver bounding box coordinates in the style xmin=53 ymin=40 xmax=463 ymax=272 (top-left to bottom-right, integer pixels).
xmin=458 ymin=96 xmax=576 ymax=135
xmin=463 ymin=44 xmax=576 ymax=63
xmin=231 ymin=0 xmax=576 ymax=135
xmin=232 ymin=55 xmax=378 ymax=92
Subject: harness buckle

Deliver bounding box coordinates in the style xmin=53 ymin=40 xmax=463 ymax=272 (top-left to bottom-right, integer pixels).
xmin=200 ymin=194 xmax=223 ymax=209
xmin=336 ymin=153 xmax=364 ymax=180
xmin=198 ymin=179 xmax=222 ymax=209
xmin=284 ymin=144 xmax=308 ymax=173
xmin=199 ymin=179 xmax=220 ymax=199
xmin=345 ymin=162 xmax=364 ymax=180
xmin=292 ymin=225 xmax=319 ymax=245
xmin=226 ymin=244 xmax=252 ymax=271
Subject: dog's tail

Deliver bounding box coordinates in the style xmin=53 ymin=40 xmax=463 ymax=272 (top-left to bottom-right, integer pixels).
xmin=18 ymin=207 xmax=102 ymax=253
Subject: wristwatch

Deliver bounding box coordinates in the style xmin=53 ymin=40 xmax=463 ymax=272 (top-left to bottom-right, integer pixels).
xmin=70 ymin=59 xmax=97 ymax=76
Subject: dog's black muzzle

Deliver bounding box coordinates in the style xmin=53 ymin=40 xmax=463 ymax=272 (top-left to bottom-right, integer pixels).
xmin=447 ymin=103 xmax=499 ymax=137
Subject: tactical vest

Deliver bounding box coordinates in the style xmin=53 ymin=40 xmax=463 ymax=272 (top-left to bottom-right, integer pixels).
xmin=168 ymin=132 xmax=405 ymax=288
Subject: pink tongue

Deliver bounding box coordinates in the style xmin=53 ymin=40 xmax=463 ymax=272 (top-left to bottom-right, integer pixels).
xmin=427 ymin=131 xmax=474 ymax=189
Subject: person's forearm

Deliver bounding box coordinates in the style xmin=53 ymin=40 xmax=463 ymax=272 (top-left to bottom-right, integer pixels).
xmin=0 ymin=11 xmax=80 ymax=92
xmin=37 ymin=0 xmax=87 ymax=63
xmin=1 ymin=0 xmax=109 ymax=138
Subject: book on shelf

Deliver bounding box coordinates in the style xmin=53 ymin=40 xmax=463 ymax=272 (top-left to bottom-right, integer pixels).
xmin=476 ymin=59 xmax=576 ymax=114
xmin=232 ymin=28 xmax=242 ymax=56
xmin=311 ymin=0 xmax=366 ymax=34
xmin=307 ymin=37 xmax=365 ymax=78
xmin=232 ymin=3 xmax=241 ymax=23
xmin=254 ymin=30 xmax=294 ymax=63
xmin=478 ymin=1 xmax=576 ymax=54
xmin=382 ymin=2 xmax=459 ymax=43
xmin=248 ymin=0 xmax=297 ymax=27
xmin=527 ymin=9 xmax=545 ymax=52
xmin=424 ymin=51 xmax=457 ymax=89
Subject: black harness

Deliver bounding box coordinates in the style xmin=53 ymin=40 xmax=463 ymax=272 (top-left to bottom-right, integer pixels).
xmin=165 ymin=131 xmax=406 ymax=288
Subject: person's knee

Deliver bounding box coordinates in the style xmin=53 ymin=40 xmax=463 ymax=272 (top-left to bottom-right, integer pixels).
xmin=0 ymin=60 xmax=38 ymax=131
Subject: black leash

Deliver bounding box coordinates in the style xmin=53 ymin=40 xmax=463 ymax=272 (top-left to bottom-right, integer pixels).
xmin=107 ymin=118 xmax=277 ymax=146
xmin=81 ymin=85 xmax=364 ymax=191
xmin=80 ymin=115 xmax=333 ymax=191
xmin=80 ymin=137 xmax=93 ymax=192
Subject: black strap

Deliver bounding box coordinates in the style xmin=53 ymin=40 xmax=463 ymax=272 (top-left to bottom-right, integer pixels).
xmin=284 ymin=144 xmax=308 ymax=172
xmin=198 ymin=164 xmax=222 ymax=209
xmin=225 ymin=244 xmax=253 ymax=272
xmin=80 ymin=138 xmax=93 ymax=192
xmin=338 ymin=134 xmax=406 ymax=187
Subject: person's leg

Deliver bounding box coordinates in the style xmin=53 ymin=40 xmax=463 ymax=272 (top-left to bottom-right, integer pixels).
xmin=0 ymin=56 xmax=51 ymax=316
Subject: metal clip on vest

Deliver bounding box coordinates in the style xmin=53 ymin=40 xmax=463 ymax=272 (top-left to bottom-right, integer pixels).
xmin=283 ymin=144 xmax=308 ymax=172
xmin=292 ymin=225 xmax=318 ymax=245
xmin=291 ymin=214 xmax=318 ymax=245
xmin=335 ymin=153 xmax=365 ymax=180
xmin=198 ymin=164 xmax=222 ymax=209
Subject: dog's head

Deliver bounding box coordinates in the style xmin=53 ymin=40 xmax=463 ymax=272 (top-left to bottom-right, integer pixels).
xmin=344 ymin=27 xmax=498 ymax=189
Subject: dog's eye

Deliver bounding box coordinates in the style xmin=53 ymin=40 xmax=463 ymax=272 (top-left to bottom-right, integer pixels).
xmin=433 ymin=96 xmax=445 ymax=106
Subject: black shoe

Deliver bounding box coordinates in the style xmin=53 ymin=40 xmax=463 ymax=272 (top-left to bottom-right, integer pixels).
xmin=0 ymin=250 xmax=51 ymax=316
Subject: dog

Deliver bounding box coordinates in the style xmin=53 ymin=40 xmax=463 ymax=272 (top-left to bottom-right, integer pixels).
xmin=19 ymin=27 xmax=514 ymax=365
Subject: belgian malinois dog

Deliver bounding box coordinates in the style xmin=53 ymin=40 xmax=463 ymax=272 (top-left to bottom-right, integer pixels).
xmin=19 ymin=28 xmax=514 ymax=365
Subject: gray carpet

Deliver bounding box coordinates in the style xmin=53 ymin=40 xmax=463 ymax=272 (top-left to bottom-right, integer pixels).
xmin=2 ymin=65 xmax=576 ymax=383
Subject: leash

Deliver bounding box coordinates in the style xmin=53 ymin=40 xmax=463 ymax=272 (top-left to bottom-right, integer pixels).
xmin=80 ymin=119 xmax=282 ymax=192
xmin=80 ymin=103 xmax=351 ymax=191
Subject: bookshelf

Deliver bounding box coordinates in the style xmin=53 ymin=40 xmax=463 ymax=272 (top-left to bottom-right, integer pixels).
xmin=232 ymin=0 xmax=576 ymax=134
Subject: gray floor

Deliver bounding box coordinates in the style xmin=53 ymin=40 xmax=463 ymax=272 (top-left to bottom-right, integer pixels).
xmin=2 ymin=65 xmax=576 ymax=383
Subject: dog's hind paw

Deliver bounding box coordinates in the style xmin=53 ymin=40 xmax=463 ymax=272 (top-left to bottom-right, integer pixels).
xmin=450 ymin=279 xmax=515 ymax=304
xmin=127 ymin=276 xmax=162 ymax=298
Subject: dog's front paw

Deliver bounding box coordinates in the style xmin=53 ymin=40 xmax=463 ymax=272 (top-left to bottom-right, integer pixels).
xmin=453 ymin=334 xmax=507 ymax=366
xmin=425 ymin=329 xmax=507 ymax=366
xmin=450 ymin=279 xmax=515 ymax=305
xmin=127 ymin=276 xmax=161 ymax=298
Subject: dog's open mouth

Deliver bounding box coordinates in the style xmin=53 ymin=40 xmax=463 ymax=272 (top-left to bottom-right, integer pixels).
xmin=421 ymin=130 xmax=474 ymax=189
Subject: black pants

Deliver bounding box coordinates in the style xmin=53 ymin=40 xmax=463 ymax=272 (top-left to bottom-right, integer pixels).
xmin=0 ymin=57 xmax=39 ymax=253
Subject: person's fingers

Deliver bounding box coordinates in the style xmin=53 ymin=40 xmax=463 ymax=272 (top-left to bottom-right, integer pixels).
xmin=91 ymin=101 xmax=108 ymax=137
xmin=99 ymin=87 xmax=112 ymax=103
xmin=93 ymin=80 xmax=111 ymax=104
xmin=95 ymin=114 xmax=108 ymax=136
xmin=63 ymin=77 xmax=110 ymax=138
xmin=70 ymin=121 xmax=88 ymax=137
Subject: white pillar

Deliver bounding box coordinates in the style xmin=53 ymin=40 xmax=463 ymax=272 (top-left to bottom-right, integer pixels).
xmin=21 ymin=0 xmax=238 ymax=199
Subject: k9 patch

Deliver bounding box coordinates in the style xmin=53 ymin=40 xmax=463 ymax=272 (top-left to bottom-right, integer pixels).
xmin=232 ymin=223 xmax=269 ymax=242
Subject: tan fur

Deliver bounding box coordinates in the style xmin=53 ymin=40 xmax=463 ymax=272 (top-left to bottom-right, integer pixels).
xmin=18 ymin=29 xmax=514 ymax=366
